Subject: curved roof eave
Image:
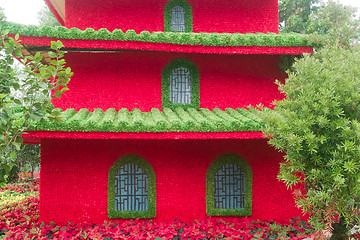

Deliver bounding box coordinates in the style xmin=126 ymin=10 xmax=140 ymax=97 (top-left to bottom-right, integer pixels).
xmin=44 ymin=0 xmax=65 ymax=26
xmin=17 ymin=34 xmax=313 ymax=57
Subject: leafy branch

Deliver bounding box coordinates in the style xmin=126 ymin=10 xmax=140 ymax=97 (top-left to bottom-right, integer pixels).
xmin=0 ymin=22 xmax=72 ymax=182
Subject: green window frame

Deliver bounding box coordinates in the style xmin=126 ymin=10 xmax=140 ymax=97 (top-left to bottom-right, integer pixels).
xmin=206 ymin=154 xmax=253 ymax=217
xmin=164 ymin=0 xmax=193 ymax=32
xmin=108 ymin=155 xmax=156 ymax=219
xmin=161 ymin=58 xmax=200 ymax=109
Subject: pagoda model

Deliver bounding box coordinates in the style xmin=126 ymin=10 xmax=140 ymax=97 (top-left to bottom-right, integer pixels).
xmin=7 ymin=0 xmax=313 ymax=224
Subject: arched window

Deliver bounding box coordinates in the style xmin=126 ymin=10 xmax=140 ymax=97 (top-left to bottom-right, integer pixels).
xmin=108 ymin=155 xmax=156 ymax=219
xmin=115 ymin=163 xmax=148 ymax=211
xmin=164 ymin=0 xmax=193 ymax=32
xmin=171 ymin=6 xmax=186 ymax=31
xmin=206 ymin=154 xmax=252 ymax=216
xmin=170 ymin=67 xmax=192 ymax=104
xmin=161 ymin=59 xmax=200 ymax=109
xmin=214 ymin=163 xmax=245 ymax=209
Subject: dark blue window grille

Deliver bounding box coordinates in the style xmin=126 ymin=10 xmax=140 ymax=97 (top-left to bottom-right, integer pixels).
xmin=214 ymin=163 xmax=245 ymax=209
xmin=169 ymin=67 xmax=192 ymax=104
xmin=171 ymin=6 xmax=186 ymax=31
xmin=115 ymin=163 xmax=148 ymax=211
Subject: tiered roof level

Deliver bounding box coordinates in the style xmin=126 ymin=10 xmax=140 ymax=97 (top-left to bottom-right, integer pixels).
xmin=5 ymin=0 xmax=313 ymax=143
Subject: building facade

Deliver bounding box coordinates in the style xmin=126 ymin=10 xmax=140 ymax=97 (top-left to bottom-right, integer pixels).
xmin=8 ymin=0 xmax=313 ymax=224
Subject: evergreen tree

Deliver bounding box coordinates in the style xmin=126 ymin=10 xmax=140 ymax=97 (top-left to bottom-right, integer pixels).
xmin=259 ymin=46 xmax=360 ymax=239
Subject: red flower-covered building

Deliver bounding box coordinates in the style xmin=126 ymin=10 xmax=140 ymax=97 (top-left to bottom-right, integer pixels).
xmin=9 ymin=0 xmax=313 ymax=224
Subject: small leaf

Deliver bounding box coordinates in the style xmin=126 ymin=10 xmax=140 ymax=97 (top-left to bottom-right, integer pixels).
xmin=48 ymin=51 xmax=57 ymax=58
xmin=65 ymin=67 xmax=72 ymax=74
xmin=10 ymin=151 xmax=16 ymax=160
xmin=34 ymin=52 xmax=42 ymax=62
xmin=13 ymin=48 xmax=23 ymax=58
xmin=54 ymin=90 xmax=62 ymax=98
xmin=13 ymin=99 xmax=22 ymax=105
xmin=56 ymin=40 xmax=64 ymax=48
xmin=11 ymin=141 xmax=21 ymax=151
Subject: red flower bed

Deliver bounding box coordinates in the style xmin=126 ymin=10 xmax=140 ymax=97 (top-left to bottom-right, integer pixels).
xmin=0 ymin=179 xmax=39 ymax=193
xmin=0 ymin=196 xmax=313 ymax=240
xmin=1 ymin=182 xmax=314 ymax=240
xmin=5 ymin=179 xmax=359 ymax=239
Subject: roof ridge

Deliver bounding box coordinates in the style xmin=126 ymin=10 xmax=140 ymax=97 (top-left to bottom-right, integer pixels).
xmin=3 ymin=22 xmax=314 ymax=47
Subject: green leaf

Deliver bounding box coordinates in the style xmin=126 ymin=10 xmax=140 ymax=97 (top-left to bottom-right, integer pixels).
xmin=9 ymin=151 xmax=16 ymax=160
xmin=54 ymin=90 xmax=62 ymax=98
xmin=56 ymin=40 xmax=64 ymax=48
xmin=34 ymin=52 xmax=42 ymax=62
xmin=11 ymin=141 xmax=21 ymax=151
xmin=1 ymin=163 xmax=11 ymax=174
xmin=13 ymin=99 xmax=22 ymax=105
xmin=65 ymin=67 xmax=72 ymax=74
xmin=13 ymin=48 xmax=23 ymax=58
xmin=48 ymin=51 xmax=57 ymax=58
xmin=29 ymin=113 xmax=41 ymax=121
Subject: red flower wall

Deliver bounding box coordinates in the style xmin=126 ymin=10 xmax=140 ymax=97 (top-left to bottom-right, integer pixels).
xmin=65 ymin=0 xmax=279 ymax=34
xmin=39 ymin=138 xmax=303 ymax=224
xmin=52 ymin=52 xmax=285 ymax=111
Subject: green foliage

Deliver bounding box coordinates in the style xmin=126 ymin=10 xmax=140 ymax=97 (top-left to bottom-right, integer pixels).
xmin=2 ymin=22 xmax=312 ymax=47
xmin=108 ymin=155 xmax=156 ymax=219
xmin=164 ymin=0 xmax=193 ymax=32
xmin=37 ymin=5 xmax=60 ymax=28
xmin=206 ymin=154 xmax=252 ymax=217
xmin=0 ymin=164 xmax=18 ymax=183
xmin=0 ymin=7 xmax=5 ymax=22
xmin=280 ymin=0 xmax=360 ymax=48
xmin=279 ymin=0 xmax=320 ymax=33
xmin=15 ymin=144 xmax=40 ymax=179
xmin=259 ymin=46 xmax=360 ymax=235
xmin=0 ymin=18 xmax=73 ymax=184
xmin=306 ymin=1 xmax=360 ymax=47
xmin=29 ymin=107 xmax=263 ymax=133
xmin=279 ymin=55 xmax=301 ymax=72
xmin=161 ymin=59 xmax=199 ymax=109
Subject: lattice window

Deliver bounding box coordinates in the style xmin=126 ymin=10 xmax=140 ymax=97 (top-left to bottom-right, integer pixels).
xmin=214 ymin=163 xmax=245 ymax=209
xmin=169 ymin=67 xmax=192 ymax=104
xmin=171 ymin=6 xmax=186 ymax=31
xmin=115 ymin=163 xmax=148 ymax=211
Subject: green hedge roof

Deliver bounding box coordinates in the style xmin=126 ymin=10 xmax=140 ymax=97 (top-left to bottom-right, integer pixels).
xmin=3 ymin=22 xmax=312 ymax=47
xmin=30 ymin=108 xmax=264 ymax=133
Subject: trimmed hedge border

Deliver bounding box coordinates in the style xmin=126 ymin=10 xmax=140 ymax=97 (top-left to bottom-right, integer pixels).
xmin=206 ymin=154 xmax=252 ymax=217
xmin=3 ymin=22 xmax=312 ymax=47
xmin=161 ymin=59 xmax=199 ymax=109
xmin=29 ymin=107 xmax=264 ymax=132
xmin=108 ymin=155 xmax=156 ymax=219
xmin=164 ymin=0 xmax=193 ymax=32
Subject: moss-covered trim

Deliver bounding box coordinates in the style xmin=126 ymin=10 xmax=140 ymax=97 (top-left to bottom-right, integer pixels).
xmin=161 ymin=59 xmax=200 ymax=110
xmin=3 ymin=22 xmax=313 ymax=47
xmin=206 ymin=154 xmax=252 ymax=216
xmin=108 ymin=155 xmax=156 ymax=219
xmin=164 ymin=0 xmax=193 ymax=32
xmin=29 ymin=107 xmax=264 ymax=132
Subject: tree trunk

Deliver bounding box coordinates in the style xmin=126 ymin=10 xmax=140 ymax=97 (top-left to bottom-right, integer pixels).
xmin=330 ymin=217 xmax=349 ymax=240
